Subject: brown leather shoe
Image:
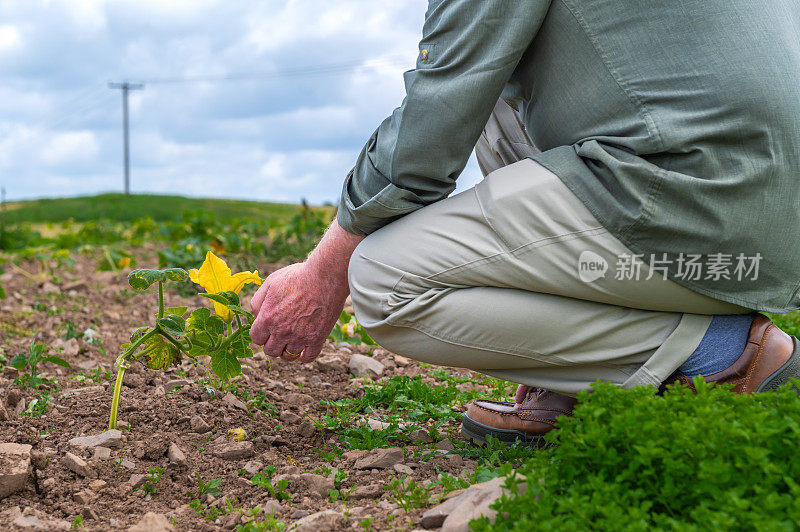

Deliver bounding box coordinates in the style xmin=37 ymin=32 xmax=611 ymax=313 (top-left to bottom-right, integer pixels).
xmin=461 ymin=388 xmax=576 ymax=447
xmin=663 ymin=314 xmax=800 ymax=394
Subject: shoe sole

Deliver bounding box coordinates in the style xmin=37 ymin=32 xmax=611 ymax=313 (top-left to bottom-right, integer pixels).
xmin=757 ymin=336 xmax=800 ymax=392
xmin=461 ymin=413 xmax=550 ymax=449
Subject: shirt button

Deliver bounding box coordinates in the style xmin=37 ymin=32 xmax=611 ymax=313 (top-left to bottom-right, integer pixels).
xmin=421 ymin=49 xmax=429 ymax=60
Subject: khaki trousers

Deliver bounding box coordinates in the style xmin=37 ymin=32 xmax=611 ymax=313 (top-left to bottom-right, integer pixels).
xmin=348 ymin=100 xmax=750 ymax=395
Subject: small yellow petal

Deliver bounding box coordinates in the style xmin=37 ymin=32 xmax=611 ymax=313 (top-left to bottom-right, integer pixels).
xmin=188 ymin=268 xmax=200 ymax=284
xmin=228 ymin=271 xmax=263 ymax=293
xmin=195 ymin=251 xmax=231 ymax=294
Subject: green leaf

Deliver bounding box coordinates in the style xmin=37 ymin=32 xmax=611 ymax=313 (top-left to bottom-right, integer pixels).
xmin=139 ymin=334 xmax=181 ymax=370
xmin=9 ymin=353 xmax=28 ymax=370
xmin=166 ymin=306 xmax=188 ymax=317
xmin=157 ymin=314 xmax=186 ymax=336
xmin=211 ymin=348 xmax=241 ymax=380
xmin=200 ymin=291 xmax=240 ymax=307
xmin=40 ymin=356 xmax=71 ymax=369
xmin=128 ymin=269 xmax=167 ymax=290
xmin=163 ymin=268 xmax=189 ymax=282
xmin=225 ymin=304 xmax=254 ymax=321
xmin=0 ymin=282 xmax=5 ymax=300
xmin=339 ymin=310 xmax=351 ymax=323
xmin=228 ymin=332 xmax=254 ymax=359
xmin=186 ymin=308 xmax=225 ymax=337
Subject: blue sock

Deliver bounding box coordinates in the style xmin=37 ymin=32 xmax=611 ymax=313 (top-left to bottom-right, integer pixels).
xmin=677 ymin=314 xmax=756 ymax=376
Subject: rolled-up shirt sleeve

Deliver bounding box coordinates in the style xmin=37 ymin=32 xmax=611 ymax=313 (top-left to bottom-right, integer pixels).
xmin=337 ymin=0 xmax=552 ymax=236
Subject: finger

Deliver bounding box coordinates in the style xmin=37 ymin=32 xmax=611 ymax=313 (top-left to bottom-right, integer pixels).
xmin=249 ymin=308 xmax=273 ymax=345
xmin=250 ymin=282 xmax=270 ymax=314
xmin=515 ymin=384 xmax=531 ymax=404
xmin=282 ymin=343 xmax=306 ymax=362
xmin=300 ymin=343 xmax=323 ymax=364
xmin=264 ymin=335 xmax=287 ymax=359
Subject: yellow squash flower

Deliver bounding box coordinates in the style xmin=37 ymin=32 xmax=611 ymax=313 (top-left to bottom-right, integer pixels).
xmin=188 ymin=251 xmax=263 ymax=322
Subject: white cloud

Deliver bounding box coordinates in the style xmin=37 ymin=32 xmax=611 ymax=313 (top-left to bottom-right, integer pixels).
xmin=41 ymin=130 xmax=100 ymax=166
xmin=0 ymin=24 xmax=21 ymax=52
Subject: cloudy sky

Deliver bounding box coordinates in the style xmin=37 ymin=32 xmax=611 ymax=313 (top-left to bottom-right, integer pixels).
xmin=0 ymin=0 xmax=484 ymax=204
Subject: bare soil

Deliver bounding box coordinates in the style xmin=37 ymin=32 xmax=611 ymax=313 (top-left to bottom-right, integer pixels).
xmin=0 ymin=252 xmax=489 ymax=531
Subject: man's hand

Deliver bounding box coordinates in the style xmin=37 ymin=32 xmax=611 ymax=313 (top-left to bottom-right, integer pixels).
xmin=250 ymin=219 xmax=365 ymax=363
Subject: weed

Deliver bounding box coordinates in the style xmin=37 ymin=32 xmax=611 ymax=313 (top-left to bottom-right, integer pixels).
xmin=386 ymin=478 xmax=433 ymax=512
xmin=135 ymin=467 xmax=165 ymax=495
xmin=9 ymin=340 xmax=70 ymax=389
xmin=251 ymin=466 xmax=291 ymax=502
xmin=190 ymin=471 xmax=222 ymax=499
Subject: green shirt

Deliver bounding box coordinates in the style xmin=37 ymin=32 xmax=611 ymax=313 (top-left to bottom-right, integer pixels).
xmin=338 ymin=0 xmax=800 ymax=313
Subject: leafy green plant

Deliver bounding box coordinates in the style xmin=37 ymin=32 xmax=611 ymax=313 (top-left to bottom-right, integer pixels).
xmin=190 ymin=471 xmax=222 ymax=499
xmin=474 ymin=380 xmax=800 ymax=531
xmin=8 ymin=340 xmax=71 ymax=389
xmin=135 ymin=467 xmax=165 ymax=495
xmin=386 ymin=478 xmax=432 ymax=512
xmin=328 ymin=311 xmax=376 ymax=346
xmin=251 ymin=466 xmax=291 ymax=502
xmin=108 ymin=252 xmax=263 ymax=429
xmin=21 ymin=394 xmax=51 ymax=417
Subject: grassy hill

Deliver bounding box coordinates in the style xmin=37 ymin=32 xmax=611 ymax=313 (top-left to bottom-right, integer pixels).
xmin=0 ymin=193 xmax=327 ymax=224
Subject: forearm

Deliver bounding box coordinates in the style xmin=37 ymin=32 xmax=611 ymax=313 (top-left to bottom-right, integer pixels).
xmin=305 ymin=219 xmax=365 ymax=294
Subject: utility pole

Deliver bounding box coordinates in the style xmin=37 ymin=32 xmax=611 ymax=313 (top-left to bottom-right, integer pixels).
xmin=108 ymin=81 xmax=144 ymax=195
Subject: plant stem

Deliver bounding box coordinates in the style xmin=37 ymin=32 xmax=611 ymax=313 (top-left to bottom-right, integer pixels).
xmin=157 ymin=281 xmax=165 ymax=319
xmin=108 ymin=361 xmax=128 ymax=430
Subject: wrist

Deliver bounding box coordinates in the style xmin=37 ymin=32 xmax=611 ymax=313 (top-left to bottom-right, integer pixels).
xmin=306 ymin=219 xmax=364 ymax=291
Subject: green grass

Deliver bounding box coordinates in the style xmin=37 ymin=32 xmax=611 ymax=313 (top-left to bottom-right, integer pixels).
xmin=0 ymin=193 xmax=327 ymax=224
xmin=768 ymin=310 xmax=800 ymax=337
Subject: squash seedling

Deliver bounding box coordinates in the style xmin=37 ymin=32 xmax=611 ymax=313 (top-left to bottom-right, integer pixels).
xmin=108 ymin=252 xmax=262 ymax=429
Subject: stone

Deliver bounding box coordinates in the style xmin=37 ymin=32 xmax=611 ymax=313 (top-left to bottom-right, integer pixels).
xmin=222 ymin=392 xmax=248 ymax=411
xmin=190 ymin=415 xmax=211 ymax=433
xmin=210 ymin=441 xmax=255 ymax=460
xmin=315 ymin=355 xmax=347 ymax=373
xmin=40 ymin=281 xmax=60 ymax=294
xmin=68 ymin=429 xmax=122 ymax=451
xmin=284 ymin=392 xmax=312 ymax=407
xmin=63 ymin=280 xmax=88 ymax=292
xmin=280 ymin=411 xmax=300 ymax=424
xmin=258 ymin=499 xmax=283 ymax=516
xmin=128 ymin=474 xmax=147 ymax=489
xmin=420 ymin=495 xmax=463 ymax=529
xmin=243 ymin=460 xmax=263 ymax=477
xmin=29 ymin=450 xmax=47 ymax=470
xmin=354 ymin=447 xmax=403 ymax=470
xmin=438 ymin=476 xmax=525 ymax=531
xmin=0 ymin=443 xmax=31 ymax=498
xmin=350 ymin=483 xmax=384 ymax=499
xmin=394 ymin=463 xmax=414 ymax=475
xmin=73 ymin=488 xmax=97 ymax=504
xmin=89 ymin=480 xmax=107 ymax=491
xmin=120 ymin=459 xmax=136 ymax=469
xmin=14 ymin=399 xmax=26 ymax=416
xmin=290 ymin=509 xmax=310 ymax=519
xmin=128 ymin=512 xmax=175 ymax=532
xmin=349 ymin=353 xmax=385 ymax=379
xmin=51 ymin=338 xmax=80 ymax=357
xmin=410 ymin=429 xmax=433 ymax=443
xmin=62 ymin=452 xmax=94 ymax=478
xmin=436 ymin=439 xmax=455 ymax=451
xmin=299 ymin=473 xmax=334 ymax=499
xmin=93 ymin=446 xmax=111 ymax=461
xmin=167 ymin=443 xmax=186 ymax=468
xmin=1 ymin=506 xmax=71 ymax=530
xmin=164 ymin=379 xmax=190 ymax=393
xmin=298 ymin=421 xmax=316 ymax=438
xmin=393 ymin=355 xmax=411 ymax=367
xmin=293 ymin=509 xmax=346 ymax=532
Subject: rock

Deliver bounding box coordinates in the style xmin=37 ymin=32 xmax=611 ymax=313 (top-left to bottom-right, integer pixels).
xmin=243 ymin=460 xmax=263 ymax=477
xmin=299 ymin=473 xmax=334 ymax=498
xmin=190 ymin=415 xmax=211 ymax=433
xmin=298 ymin=421 xmax=316 ymax=438
xmin=420 ymin=495 xmax=463 ymax=529
xmin=342 ymin=449 xmax=369 ymax=461
xmin=284 ymin=393 xmax=312 ymax=407
xmin=438 ymin=476 xmax=525 ymax=531
xmin=29 ymin=450 xmax=47 ymax=470
xmin=167 ymin=443 xmax=186 ymax=468
xmin=128 ymin=512 xmax=175 ymax=532
xmin=315 ymin=355 xmax=347 ymax=373
xmin=51 ymin=338 xmax=80 ymax=357
xmin=393 ymin=355 xmax=411 ymax=367
xmin=210 ymin=441 xmax=255 ymax=460
xmin=436 ymin=439 xmax=455 ymax=451
xmin=1 ymin=506 xmax=71 ymax=530
xmin=128 ymin=474 xmax=147 ymax=490
xmin=5 ymin=389 xmax=21 ymax=408
xmin=354 ymin=447 xmax=403 ymax=470
xmin=280 ymin=411 xmax=300 ymax=424
xmin=68 ymin=429 xmax=122 ymax=451
xmin=222 ymin=392 xmax=248 ymax=411
xmin=367 ymin=418 xmax=391 ymax=431
xmin=89 ymin=480 xmax=107 ymax=491
xmin=349 ymin=353 xmax=385 ymax=379
xmin=0 ymin=443 xmax=31 ymax=498
xmin=0 ymin=403 xmax=8 ymax=421
xmin=258 ymin=499 xmax=283 ymax=516
xmin=164 ymin=379 xmax=190 ymax=393
xmin=410 ymin=429 xmax=433 ymax=443
xmin=290 ymin=509 xmax=309 ymax=519
xmin=293 ymin=509 xmax=346 ymax=532
xmin=92 ymin=447 xmax=111 ymax=461
xmin=73 ymin=488 xmax=97 ymax=504
xmin=62 ymin=452 xmax=94 ymax=478
xmin=120 ymin=459 xmax=136 ymax=469
xmin=394 ymin=464 xmax=414 ymax=475
xmin=63 ymin=280 xmax=88 ymax=292
xmin=351 ymin=483 xmax=384 ymax=499
xmin=14 ymin=399 xmax=26 ymax=416
xmin=40 ymin=281 xmax=60 ymax=294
